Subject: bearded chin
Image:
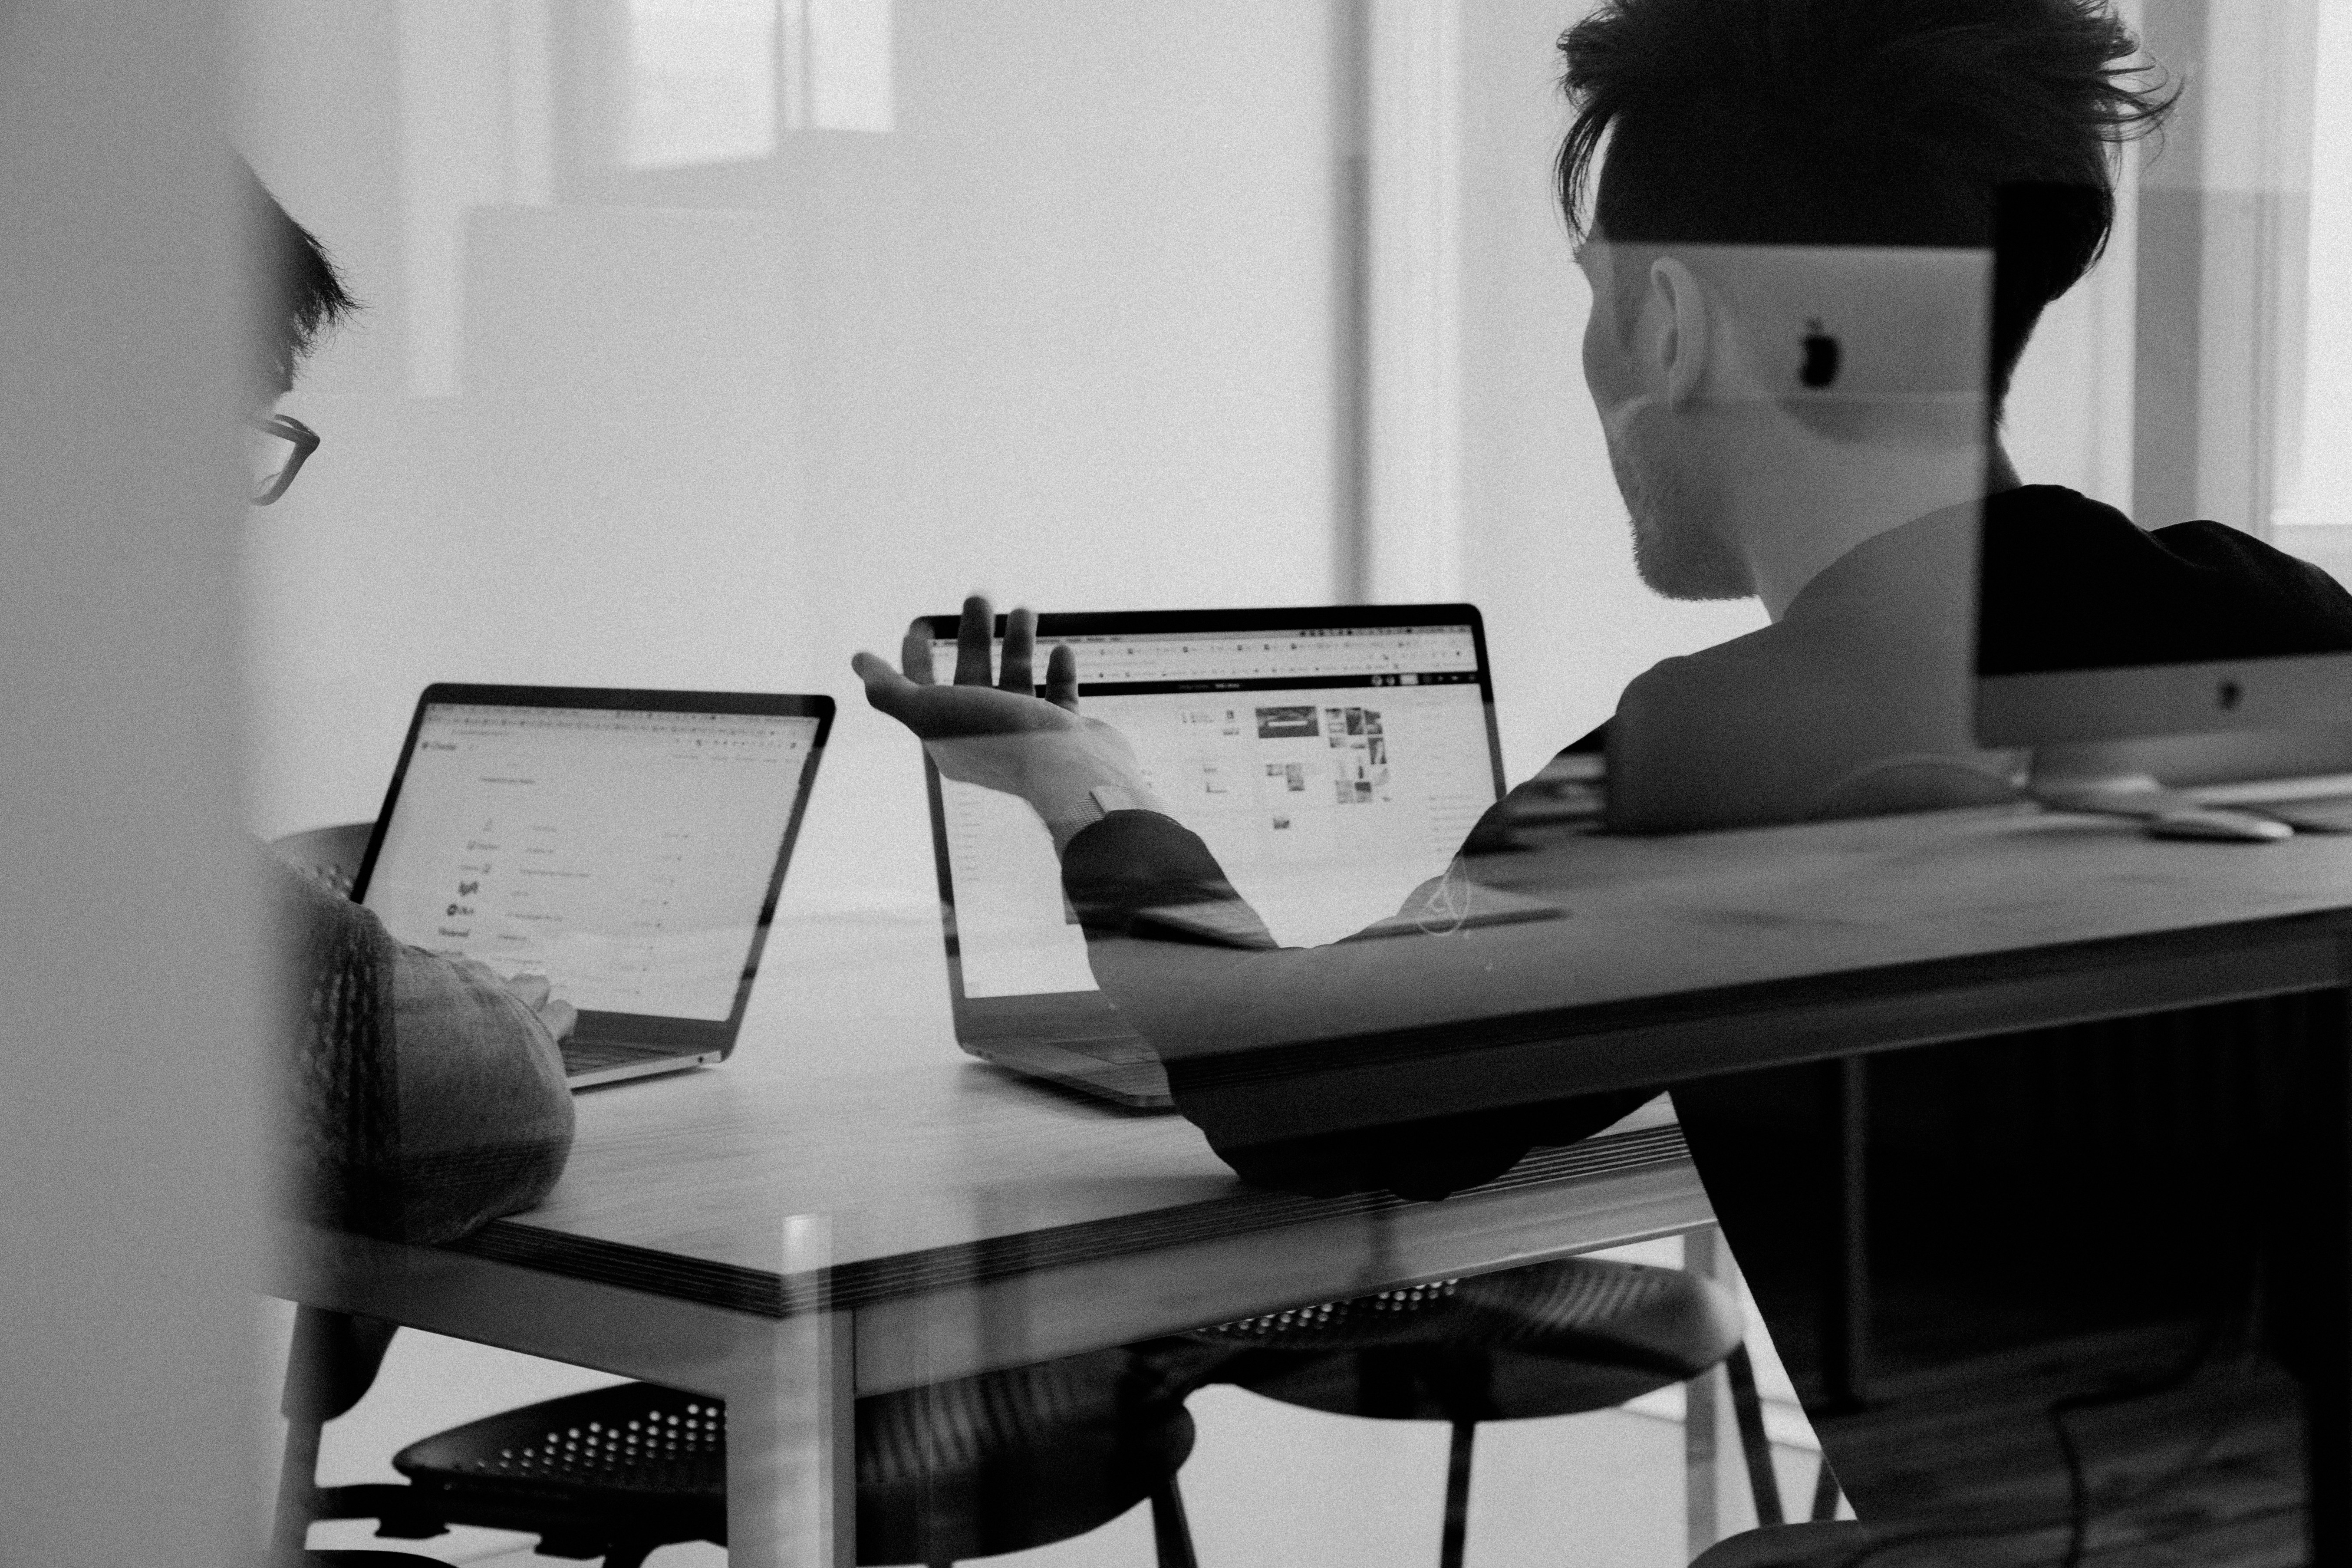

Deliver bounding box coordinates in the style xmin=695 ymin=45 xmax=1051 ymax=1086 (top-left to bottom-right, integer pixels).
xmin=1610 ymin=439 xmax=1752 ymax=602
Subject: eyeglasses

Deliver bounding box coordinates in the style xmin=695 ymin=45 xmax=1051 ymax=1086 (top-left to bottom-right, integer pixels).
xmin=245 ymin=412 xmax=321 ymax=506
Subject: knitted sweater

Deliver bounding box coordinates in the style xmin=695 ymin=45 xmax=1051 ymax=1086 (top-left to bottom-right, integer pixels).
xmin=266 ymin=850 xmax=575 ymax=1245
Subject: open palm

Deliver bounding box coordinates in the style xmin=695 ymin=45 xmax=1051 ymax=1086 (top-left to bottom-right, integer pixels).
xmin=853 ymin=595 xmax=1149 ymax=818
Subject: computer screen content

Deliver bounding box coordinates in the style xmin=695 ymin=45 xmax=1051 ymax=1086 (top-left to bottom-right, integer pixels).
xmin=364 ymin=704 xmax=822 ymax=1020
xmin=932 ymin=624 xmax=1498 ymax=999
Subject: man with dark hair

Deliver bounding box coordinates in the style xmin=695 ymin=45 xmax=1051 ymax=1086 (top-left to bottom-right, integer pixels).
xmin=853 ymin=0 xmax=2299 ymax=1166
xmin=242 ymin=165 xmax=578 ymax=1249
xmin=1553 ymin=0 xmax=2349 ymax=832
xmin=851 ymin=3 xmax=2342 ymax=1540
xmin=1557 ymin=0 xmax=2167 ymax=406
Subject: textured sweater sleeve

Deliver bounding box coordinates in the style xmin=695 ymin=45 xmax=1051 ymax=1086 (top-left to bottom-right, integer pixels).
xmin=268 ymin=850 xmax=576 ymax=1245
xmin=1060 ymin=807 xmax=1650 ymax=1200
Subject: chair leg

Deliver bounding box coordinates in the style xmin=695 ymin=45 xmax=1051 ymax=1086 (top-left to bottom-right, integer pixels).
xmin=274 ymin=1306 xmax=403 ymax=1566
xmin=270 ymin=1407 xmax=322 ymax=1568
xmin=1722 ymin=1343 xmax=1784 ymax=1526
xmin=1809 ymin=1454 xmax=1843 ymax=1521
xmin=1439 ymin=1420 xmax=1476 ymax=1568
xmin=1149 ymin=1471 xmax=1199 ymax=1568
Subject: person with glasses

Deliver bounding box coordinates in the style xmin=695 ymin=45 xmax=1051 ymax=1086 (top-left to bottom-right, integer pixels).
xmin=247 ymin=410 xmax=318 ymax=507
xmin=242 ymin=163 xmax=580 ymax=1250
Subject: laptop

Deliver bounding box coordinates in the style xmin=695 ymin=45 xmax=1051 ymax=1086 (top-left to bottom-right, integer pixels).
xmin=351 ymin=684 xmax=833 ymax=1087
xmin=919 ymin=606 xmax=1524 ymax=1108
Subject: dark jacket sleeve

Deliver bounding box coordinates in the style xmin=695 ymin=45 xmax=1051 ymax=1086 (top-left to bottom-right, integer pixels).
xmin=268 ymin=850 xmax=576 ymax=1245
xmin=1061 ymin=797 xmax=1650 ymax=1202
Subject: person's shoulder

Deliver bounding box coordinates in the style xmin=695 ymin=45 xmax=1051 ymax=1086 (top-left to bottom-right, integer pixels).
xmin=1986 ymin=484 xmax=2352 ymax=668
xmin=2151 ymin=515 xmax=2342 ymax=580
xmin=1618 ymin=615 xmax=1826 ymax=713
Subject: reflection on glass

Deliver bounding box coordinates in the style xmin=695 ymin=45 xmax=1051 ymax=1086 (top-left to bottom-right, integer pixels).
xmin=805 ymin=0 xmax=893 ymax=134
xmin=623 ymin=0 xmax=779 ymax=169
xmin=621 ymin=0 xmax=894 ymax=165
xmin=2282 ymin=1 xmax=2352 ymax=531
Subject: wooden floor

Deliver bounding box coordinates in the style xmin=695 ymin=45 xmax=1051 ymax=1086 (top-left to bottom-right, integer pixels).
xmin=1809 ymin=1329 xmax=2303 ymax=1567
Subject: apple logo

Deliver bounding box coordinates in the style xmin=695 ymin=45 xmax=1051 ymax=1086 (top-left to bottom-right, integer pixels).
xmin=2219 ymin=679 xmax=2243 ymax=711
xmin=1800 ymin=318 xmax=1841 ymax=389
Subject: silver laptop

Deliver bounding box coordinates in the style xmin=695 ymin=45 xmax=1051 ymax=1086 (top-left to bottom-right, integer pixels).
xmin=920 ymin=606 xmax=1517 ymax=1108
xmin=352 ymin=684 xmax=833 ymax=1087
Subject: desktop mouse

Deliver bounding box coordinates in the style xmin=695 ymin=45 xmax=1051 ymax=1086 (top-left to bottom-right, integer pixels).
xmin=2143 ymin=807 xmax=2293 ymax=843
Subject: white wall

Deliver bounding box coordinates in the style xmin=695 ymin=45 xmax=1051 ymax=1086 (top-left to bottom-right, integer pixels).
xmin=2280 ymin=0 xmax=2352 ymax=530
xmin=244 ymin=0 xmax=1349 ymax=898
xmin=0 ymin=3 xmax=262 ymax=1564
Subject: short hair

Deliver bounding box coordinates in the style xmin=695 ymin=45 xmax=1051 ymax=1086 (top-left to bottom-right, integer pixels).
xmin=240 ymin=159 xmax=357 ymax=393
xmin=1556 ymin=0 xmax=2174 ymax=401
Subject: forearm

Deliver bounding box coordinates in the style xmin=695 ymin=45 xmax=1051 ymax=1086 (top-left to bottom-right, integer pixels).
xmin=1061 ymin=811 xmax=1652 ymax=1198
xmin=385 ymin=946 xmax=576 ymax=1241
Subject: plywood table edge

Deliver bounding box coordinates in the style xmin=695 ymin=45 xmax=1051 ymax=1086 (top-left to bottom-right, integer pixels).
xmin=850 ymin=1153 xmax=1716 ymax=1393
xmin=270 ymin=1223 xmax=810 ymax=1400
xmin=1175 ymin=913 xmax=2352 ymax=1138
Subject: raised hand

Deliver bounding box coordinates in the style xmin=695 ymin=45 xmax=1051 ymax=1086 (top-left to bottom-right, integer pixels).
xmin=853 ymin=594 xmax=1161 ymax=851
xmin=851 ymin=596 xmax=1082 ymax=741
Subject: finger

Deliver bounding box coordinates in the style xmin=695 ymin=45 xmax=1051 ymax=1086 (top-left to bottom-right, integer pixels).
xmin=541 ymin=999 xmax=578 ymax=1043
xmin=508 ymin=972 xmax=551 ymax=1008
xmin=901 ymin=618 xmax=938 ymax=685
xmin=1000 ymin=606 xmax=1037 ymax=693
xmin=852 ymin=650 xmax=922 ymax=718
xmin=954 ymin=594 xmax=995 ymax=686
xmin=1045 ymin=642 xmax=1081 ymax=711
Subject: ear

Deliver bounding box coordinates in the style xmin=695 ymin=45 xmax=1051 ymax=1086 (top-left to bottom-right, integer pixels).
xmin=1647 ymin=257 xmax=1710 ymax=410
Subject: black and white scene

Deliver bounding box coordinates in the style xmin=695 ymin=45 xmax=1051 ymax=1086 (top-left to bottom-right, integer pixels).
xmin=13 ymin=2 xmax=2352 ymax=1565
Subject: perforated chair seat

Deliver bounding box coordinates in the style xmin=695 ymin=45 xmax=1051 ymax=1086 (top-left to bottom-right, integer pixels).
xmin=1687 ymin=1521 xmax=1873 ymax=1567
xmin=857 ymin=1351 xmax=1195 ymax=1565
xmin=1186 ymin=1256 xmax=1745 ymax=1421
xmin=371 ymin=1348 xmax=1194 ymax=1566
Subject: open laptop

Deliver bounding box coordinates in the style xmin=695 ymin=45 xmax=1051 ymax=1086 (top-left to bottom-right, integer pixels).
xmin=352 ymin=684 xmax=833 ymax=1087
xmin=920 ymin=606 xmax=1521 ymax=1108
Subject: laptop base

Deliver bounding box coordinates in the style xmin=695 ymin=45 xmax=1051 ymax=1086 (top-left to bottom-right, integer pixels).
xmin=563 ymin=1041 xmax=723 ymax=1090
xmin=963 ymin=1041 xmax=1173 ymax=1111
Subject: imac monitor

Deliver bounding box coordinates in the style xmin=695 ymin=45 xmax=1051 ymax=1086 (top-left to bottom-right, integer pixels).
xmin=1973 ymin=187 xmax=2352 ymax=812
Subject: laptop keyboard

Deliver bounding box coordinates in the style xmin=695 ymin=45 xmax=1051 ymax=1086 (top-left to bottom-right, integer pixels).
xmin=561 ymin=1038 xmax=674 ymax=1076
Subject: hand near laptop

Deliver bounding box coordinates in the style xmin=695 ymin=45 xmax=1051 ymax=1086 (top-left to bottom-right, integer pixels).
xmin=853 ymin=595 xmax=1168 ymax=853
xmin=464 ymin=961 xmax=578 ymax=1044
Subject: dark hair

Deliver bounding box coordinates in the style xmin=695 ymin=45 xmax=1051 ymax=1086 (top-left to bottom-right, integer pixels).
xmin=240 ymin=159 xmax=358 ymax=393
xmin=1556 ymin=0 xmax=2174 ymax=399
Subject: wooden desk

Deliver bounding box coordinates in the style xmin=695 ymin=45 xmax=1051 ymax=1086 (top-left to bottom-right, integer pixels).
xmin=275 ymin=804 xmax=2352 ymax=1565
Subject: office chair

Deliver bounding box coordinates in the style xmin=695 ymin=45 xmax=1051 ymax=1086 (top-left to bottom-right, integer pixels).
xmin=277 ymin=1306 xmax=1199 ymax=1568
xmin=1168 ymin=1253 xmax=1783 ymax=1568
xmin=272 ymin=820 xmax=372 ymax=896
xmin=1687 ymin=1520 xmax=1869 ymax=1566
xmin=269 ymin=823 xmax=1199 ymax=1564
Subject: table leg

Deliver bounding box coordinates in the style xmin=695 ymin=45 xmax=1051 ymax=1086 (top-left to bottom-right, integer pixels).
xmin=2304 ymin=983 xmax=2352 ymax=1567
xmin=1822 ymin=1054 xmax=1869 ymax=1415
xmin=1685 ymin=1225 xmax=1723 ymax=1558
xmin=727 ymin=1307 xmax=856 ymax=1568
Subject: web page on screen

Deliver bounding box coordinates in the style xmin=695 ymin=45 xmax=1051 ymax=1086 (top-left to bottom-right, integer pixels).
xmin=366 ymin=705 xmax=819 ymax=1020
xmin=935 ymin=627 xmax=1496 ymax=999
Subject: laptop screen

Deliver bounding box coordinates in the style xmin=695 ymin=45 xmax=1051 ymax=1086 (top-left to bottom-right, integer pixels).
xmin=361 ymin=700 xmax=824 ymax=1022
xmin=929 ymin=618 xmax=1501 ymax=1001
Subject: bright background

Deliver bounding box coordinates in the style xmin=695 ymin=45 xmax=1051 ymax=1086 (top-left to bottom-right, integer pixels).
xmin=240 ymin=2 xmax=2351 ymax=1562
